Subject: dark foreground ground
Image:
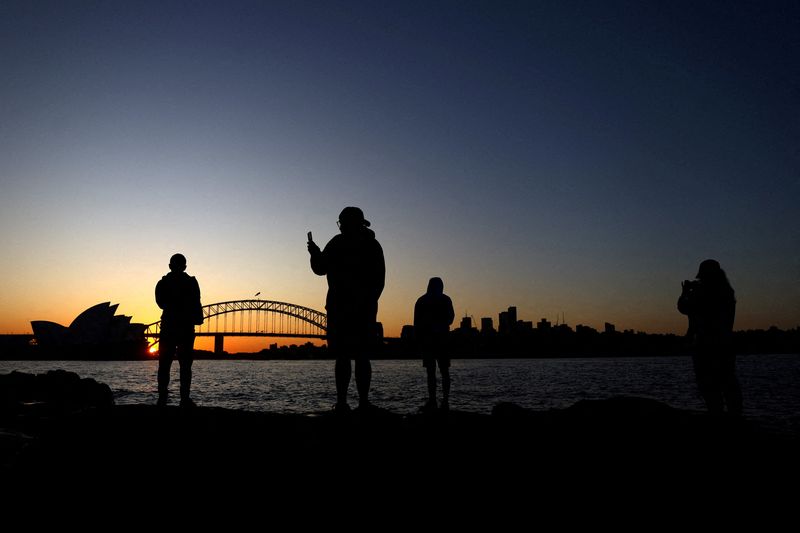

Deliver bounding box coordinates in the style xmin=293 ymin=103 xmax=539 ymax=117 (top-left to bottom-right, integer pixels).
xmin=1 ymin=370 xmax=798 ymax=514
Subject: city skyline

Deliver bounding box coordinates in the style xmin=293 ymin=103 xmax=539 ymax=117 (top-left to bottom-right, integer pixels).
xmin=2 ymin=2 xmax=798 ymax=353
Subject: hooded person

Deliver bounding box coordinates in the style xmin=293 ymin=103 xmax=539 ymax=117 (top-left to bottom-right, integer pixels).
xmin=308 ymin=207 xmax=385 ymax=412
xmin=414 ymin=277 xmax=455 ymax=410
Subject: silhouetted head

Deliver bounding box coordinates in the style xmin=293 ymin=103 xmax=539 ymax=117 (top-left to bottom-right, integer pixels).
xmin=427 ymin=277 xmax=444 ymax=295
xmin=169 ymin=253 xmax=187 ymax=272
xmin=696 ymin=259 xmax=722 ymax=280
xmin=696 ymin=258 xmax=734 ymax=295
xmin=338 ymin=206 xmax=370 ymax=234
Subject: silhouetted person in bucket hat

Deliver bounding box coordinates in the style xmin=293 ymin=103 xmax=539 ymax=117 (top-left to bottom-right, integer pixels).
xmin=308 ymin=207 xmax=385 ymax=412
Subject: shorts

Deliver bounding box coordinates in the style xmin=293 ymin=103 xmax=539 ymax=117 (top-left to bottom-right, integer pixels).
xmin=423 ymin=357 xmax=450 ymax=369
xmin=327 ymin=321 xmax=378 ymax=360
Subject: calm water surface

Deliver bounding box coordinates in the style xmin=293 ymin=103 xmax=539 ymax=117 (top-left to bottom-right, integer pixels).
xmin=3 ymin=355 xmax=799 ymax=428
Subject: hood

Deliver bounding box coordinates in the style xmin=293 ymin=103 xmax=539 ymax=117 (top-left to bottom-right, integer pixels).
xmin=426 ymin=277 xmax=444 ymax=295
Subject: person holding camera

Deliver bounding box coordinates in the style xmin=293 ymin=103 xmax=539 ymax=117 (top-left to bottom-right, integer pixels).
xmin=677 ymin=259 xmax=742 ymax=415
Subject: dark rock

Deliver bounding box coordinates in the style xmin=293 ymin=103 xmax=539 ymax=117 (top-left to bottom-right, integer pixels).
xmin=491 ymin=401 xmax=531 ymax=418
xmin=565 ymin=396 xmax=681 ymax=417
xmin=1 ymin=374 xmax=798 ymax=504
xmin=0 ymin=370 xmax=114 ymax=416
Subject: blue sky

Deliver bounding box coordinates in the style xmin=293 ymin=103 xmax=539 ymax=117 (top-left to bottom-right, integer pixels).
xmin=1 ymin=1 xmax=798 ymax=346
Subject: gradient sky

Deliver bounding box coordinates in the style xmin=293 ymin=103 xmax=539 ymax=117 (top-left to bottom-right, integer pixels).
xmin=1 ymin=1 xmax=798 ymax=352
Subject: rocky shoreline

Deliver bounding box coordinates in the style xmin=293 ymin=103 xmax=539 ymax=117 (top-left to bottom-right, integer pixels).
xmin=2 ymin=370 xmax=798 ymax=502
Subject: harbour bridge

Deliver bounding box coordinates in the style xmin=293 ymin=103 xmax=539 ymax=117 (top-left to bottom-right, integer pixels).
xmin=144 ymin=299 xmax=327 ymax=354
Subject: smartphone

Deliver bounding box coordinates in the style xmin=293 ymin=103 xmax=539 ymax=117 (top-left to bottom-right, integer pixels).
xmin=307 ymin=231 xmax=313 ymax=242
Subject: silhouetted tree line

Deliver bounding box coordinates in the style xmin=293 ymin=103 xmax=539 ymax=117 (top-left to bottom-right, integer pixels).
xmin=2 ymin=326 xmax=798 ymax=360
xmin=225 ymin=325 xmax=800 ymax=359
xmin=0 ymin=337 xmax=150 ymax=361
xmin=731 ymin=327 xmax=800 ymax=356
xmin=387 ymin=325 xmax=800 ymax=359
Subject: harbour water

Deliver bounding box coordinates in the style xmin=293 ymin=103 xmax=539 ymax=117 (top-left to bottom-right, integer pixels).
xmin=2 ymin=354 xmax=798 ymax=434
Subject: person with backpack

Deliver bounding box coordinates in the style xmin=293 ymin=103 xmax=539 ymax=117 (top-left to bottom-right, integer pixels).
xmin=155 ymin=253 xmax=204 ymax=408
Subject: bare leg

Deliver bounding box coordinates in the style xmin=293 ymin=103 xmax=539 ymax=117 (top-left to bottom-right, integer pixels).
xmin=179 ymin=357 xmax=193 ymax=402
xmin=335 ymin=358 xmax=351 ymax=406
xmin=157 ymin=338 xmax=175 ymax=405
xmin=177 ymin=338 xmax=194 ymax=402
xmin=441 ymin=365 xmax=450 ymax=402
xmin=426 ymin=365 xmax=437 ymax=405
xmin=355 ymin=359 xmax=371 ymax=407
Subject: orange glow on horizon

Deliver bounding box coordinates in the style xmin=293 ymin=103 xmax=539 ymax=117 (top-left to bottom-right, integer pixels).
xmin=2 ymin=282 xmax=797 ymax=352
xmin=192 ymin=336 xmax=326 ymax=354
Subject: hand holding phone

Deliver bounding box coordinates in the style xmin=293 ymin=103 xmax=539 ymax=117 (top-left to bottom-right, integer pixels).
xmin=307 ymin=231 xmax=319 ymax=255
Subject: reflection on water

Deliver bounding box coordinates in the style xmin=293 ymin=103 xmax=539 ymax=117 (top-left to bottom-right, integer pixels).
xmin=1 ymin=355 xmax=798 ymax=424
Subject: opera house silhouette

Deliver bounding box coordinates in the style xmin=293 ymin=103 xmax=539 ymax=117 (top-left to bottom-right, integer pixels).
xmin=31 ymin=303 xmax=147 ymax=358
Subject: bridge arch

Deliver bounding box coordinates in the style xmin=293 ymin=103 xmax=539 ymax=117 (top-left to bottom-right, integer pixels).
xmin=144 ymin=299 xmax=327 ymax=346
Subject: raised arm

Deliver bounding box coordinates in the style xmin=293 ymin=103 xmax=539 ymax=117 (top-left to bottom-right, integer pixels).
xmin=309 ymin=240 xmax=327 ymax=276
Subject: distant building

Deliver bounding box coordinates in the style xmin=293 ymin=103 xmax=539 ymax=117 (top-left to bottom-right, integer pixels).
xmin=0 ymin=334 xmax=34 ymax=356
xmin=517 ymin=321 xmax=533 ymax=332
xmin=604 ymin=322 xmax=616 ymax=334
xmin=31 ymin=302 xmax=146 ymax=348
xmin=537 ymin=318 xmax=551 ymax=331
xmin=480 ymin=317 xmax=494 ymax=334
xmin=499 ymin=306 xmax=518 ymax=335
xmin=401 ymin=324 xmax=415 ymax=341
xmin=460 ymin=316 xmax=473 ymax=331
